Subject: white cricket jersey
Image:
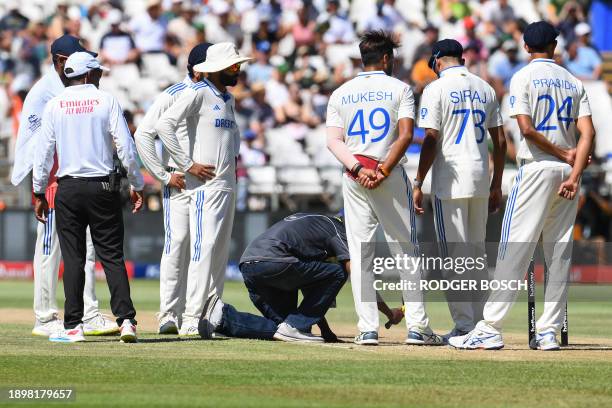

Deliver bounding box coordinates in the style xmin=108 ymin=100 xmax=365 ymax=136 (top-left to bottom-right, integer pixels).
xmin=155 ymin=78 xmax=240 ymax=192
xmin=326 ymin=70 xmax=415 ymax=162
xmin=134 ymin=75 xmax=194 ymax=184
xmin=418 ymin=66 xmax=503 ymax=199
xmin=11 ymin=68 xmax=64 ymax=186
xmin=508 ymin=58 xmax=591 ymax=163
xmin=33 ymin=84 xmax=144 ymax=193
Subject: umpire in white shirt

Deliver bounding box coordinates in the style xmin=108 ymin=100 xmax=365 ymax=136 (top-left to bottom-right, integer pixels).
xmin=32 ymin=52 xmax=145 ymax=343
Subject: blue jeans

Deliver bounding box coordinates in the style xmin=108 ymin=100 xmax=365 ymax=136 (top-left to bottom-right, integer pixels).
xmin=217 ymin=260 xmax=347 ymax=337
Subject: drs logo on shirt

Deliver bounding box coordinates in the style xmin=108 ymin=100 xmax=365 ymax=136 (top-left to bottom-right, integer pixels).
xmin=215 ymin=119 xmax=236 ymax=128
xmin=347 ymin=108 xmax=390 ymax=144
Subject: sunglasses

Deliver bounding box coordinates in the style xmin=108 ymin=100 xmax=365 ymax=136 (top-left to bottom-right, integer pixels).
xmin=226 ymin=63 xmax=241 ymax=73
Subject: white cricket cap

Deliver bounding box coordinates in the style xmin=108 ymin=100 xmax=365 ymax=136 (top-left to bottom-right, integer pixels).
xmin=193 ymin=42 xmax=254 ymax=73
xmin=574 ymin=22 xmax=591 ymax=37
xmin=64 ymin=52 xmax=109 ymax=78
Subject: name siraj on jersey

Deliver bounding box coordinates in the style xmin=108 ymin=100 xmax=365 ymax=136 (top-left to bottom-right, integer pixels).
xmin=341 ymin=91 xmax=393 ymax=105
xmin=449 ymin=89 xmax=487 ymax=104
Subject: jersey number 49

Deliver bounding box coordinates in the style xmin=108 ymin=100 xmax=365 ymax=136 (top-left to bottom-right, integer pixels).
xmin=347 ymin=108 xmax=390 ymax=144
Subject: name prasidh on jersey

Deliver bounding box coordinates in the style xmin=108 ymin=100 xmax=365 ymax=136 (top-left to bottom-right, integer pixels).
xmin=532 ymin=78 xmax=578 ymax=91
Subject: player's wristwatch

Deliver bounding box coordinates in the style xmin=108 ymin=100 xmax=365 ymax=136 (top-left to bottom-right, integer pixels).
xmin=413 ymin=179 xmax=423 ymax=188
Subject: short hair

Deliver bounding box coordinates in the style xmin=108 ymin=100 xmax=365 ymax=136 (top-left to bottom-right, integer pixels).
xmin=359 ymin=30 xmax=400 ymax=66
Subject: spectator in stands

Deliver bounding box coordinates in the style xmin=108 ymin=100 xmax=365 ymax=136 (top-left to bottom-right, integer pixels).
xmin=576 ymin=167 xmax=611 ymax=263
xmin=291 ymin=5 xmax=316 ymax=49
xmin=556 ymin=1 xmax=585 ymax=45
xmin=565 ymin=23 xmax=602 ymax=80
xmin=166 ymin=1 xmax=198 ymax=49
xmin=412 ymin=24 xmax=439 ymax=65
xmin=488 ymin=40 xmax=525 ymax=98
xmin=247 ymin=41 xmax=274 ymax=84
xmin=129 ymin=0 xmax=167 ymax=54
xmin=480 ymin=0 xmax=515 ymax=32
xmin=241 ymin=130 xmax=268 ymax=168
xmin=360 ymin=0 xmax=404 ymax=33
xmin=203 ymin=1 xmax=236 ymax=43
xmin=0 ymin=31 xmax=16 ymax=79
xmin=320 ymin=0 xmax=355 ymax=45
xmin=99 ymin=10 xmax=139 ymax=66
xmin=0 ymin=2 xmax=28 ymax=32
xmin=242 ymin=82 xmax=275 ymax=136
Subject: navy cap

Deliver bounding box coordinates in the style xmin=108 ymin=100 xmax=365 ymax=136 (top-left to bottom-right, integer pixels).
xmin=188 ymin=42 xmax=212 ymax=67
xmin=524 ymin=21 xmax=559 ymax=49
xmin=50 ymin=35 xmax=97 ymax=57
xmin=428 ymin=39 xmax=463 ymax=69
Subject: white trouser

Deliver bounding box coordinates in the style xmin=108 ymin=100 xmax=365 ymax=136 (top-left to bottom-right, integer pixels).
xmin=182 ymin=188 xmax=236 ymax=322
xmin=159 ymin=185 xmax=190 ymax=323
xmin=432 ymin=196 xmax=488 ymax=332
xmin=343 ymin=167 xmax=430 ymax=333
xmin=33 ymin=209 xmax=98 ymax=322
xmin=483 ymin=161 xmax=577 ymax=334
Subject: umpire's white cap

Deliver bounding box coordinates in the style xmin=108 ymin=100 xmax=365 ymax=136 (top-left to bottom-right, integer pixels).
xmin=64 ymin=52 xmax=109 ymax=78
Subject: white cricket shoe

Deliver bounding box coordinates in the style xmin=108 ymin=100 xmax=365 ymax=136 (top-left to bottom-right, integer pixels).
xmin=179 ymin=319 xmax=200 ymax=338
xmin=158 ymin=313 xmax=179 ymax=335
xmin=119 ymin=320 xmax=137 ymax=343
xmin=32 ymin=317 xmax=64 ymax=337
xmin=273 ymin=322 xmax=324 ymax=343
xmin=354 ymin=331 xmax=379 ymax=346
xmin=448 ymin=322 xmax=504 ymax=350
xmin=83 ymin=313 xmax=120 ymax=336
xmin=405 ymin=327 xmax=445 ymax=346
xmin=536 ymin=330 xmax=560 ymax=351
xmin=49 ymin=324 xmax=86 ymax=343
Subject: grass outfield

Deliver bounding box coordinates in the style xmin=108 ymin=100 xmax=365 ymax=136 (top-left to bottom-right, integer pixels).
xmin=1 ymin=280 xmax=611 ymax=407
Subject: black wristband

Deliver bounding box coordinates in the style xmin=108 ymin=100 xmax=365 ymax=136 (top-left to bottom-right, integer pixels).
xmin=351 ymin=163 xmax=363 ymax=177
xmin=34 ymin=193 xmax=46 ymax=200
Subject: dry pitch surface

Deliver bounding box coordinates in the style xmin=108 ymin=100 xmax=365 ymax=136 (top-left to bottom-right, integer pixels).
xmin=1 ymin=280 xmax=611 ymax=407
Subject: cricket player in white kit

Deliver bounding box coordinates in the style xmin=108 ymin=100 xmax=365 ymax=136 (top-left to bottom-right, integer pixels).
xmin=10 ymin=35 xmax=116 ymax=337
xmin=413 ymin=40 xmax=507 ymax=340
xmin=135 ymin=43 xmax=211 ymax=334
xmin=327 ymin=31 xmax=442 ymax=346
xmin=450 ymin=21 xmax=595 ymax=351
xmin=156 ymin=42 xmax=253 ymax=336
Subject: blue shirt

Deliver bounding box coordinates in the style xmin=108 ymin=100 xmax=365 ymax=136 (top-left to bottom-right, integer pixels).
xmin=566 ymin=46 xmax=602 ymax=78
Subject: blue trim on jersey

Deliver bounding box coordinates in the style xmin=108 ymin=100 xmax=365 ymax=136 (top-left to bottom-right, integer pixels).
xmin=498 ymin=168 xmax=524 ymax=260
xmin=163 ymin=186 xmax=172 ymax=255
xmin=165 ymin=82 xmax=187 ymax=95
xmin=202 ymin=78 xmax=232 ymax=102
xmin=43 ymin=209 xmax=53 ymax=256
xmin=439 ymin=65 xmax=466 ymax=77
xmin=434 ymin=197 xmax=448 ymax=258
xmin=401 ymin=168 xmax=419 ymax=256
xmin=357 ymin=71 xmax=386 ymax=77
xmin=190 ymin=81 xmax=209 ymax=91
xmin=530 ymin=58 xmax=555 ymax=64
xmin=192 ymin=191 xmax=205 ymax=262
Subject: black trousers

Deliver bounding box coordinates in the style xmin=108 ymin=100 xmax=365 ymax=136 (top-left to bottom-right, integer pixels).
xmin=239 ymin=260 xmax=347 ymax=332
xmin=54 ymin=178 xmax=136 ymax=329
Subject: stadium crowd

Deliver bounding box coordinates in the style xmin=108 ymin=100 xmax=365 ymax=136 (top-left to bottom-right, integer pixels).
xmin=0 ymin=0 xmax=610 ymax=218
